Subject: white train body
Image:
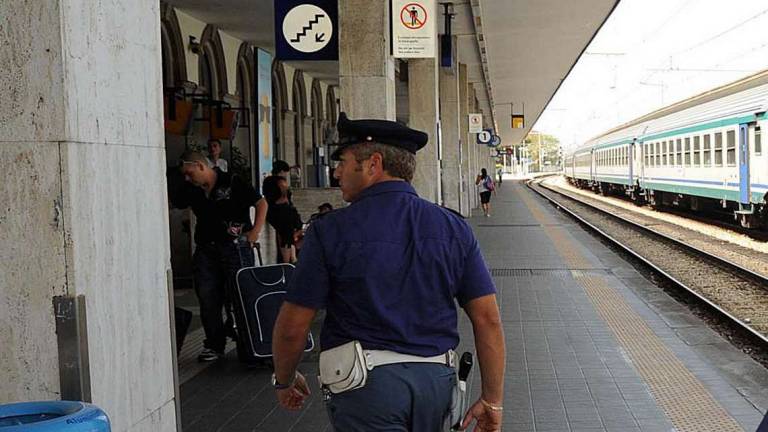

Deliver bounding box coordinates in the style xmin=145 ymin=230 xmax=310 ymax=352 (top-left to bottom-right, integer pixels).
xmin=565 ymin=71 xmax=768 ymax=226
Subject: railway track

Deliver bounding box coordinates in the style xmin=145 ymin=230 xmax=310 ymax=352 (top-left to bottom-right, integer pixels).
xmin=527 ymin=178 xmax=768 ymax=349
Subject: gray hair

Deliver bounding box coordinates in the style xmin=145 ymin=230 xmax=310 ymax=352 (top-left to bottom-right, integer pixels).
xmin=347 ymin=142 xmax=416 ymax=182
xmin=179 ymin=150 xmax=207 ymax=164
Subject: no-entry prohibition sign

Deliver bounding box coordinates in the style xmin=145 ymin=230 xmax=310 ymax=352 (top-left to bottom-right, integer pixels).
xmin=392 ymin=0 xmax=436 ymax=58
xmin=401 ymin=3 xmax=427 ymax=29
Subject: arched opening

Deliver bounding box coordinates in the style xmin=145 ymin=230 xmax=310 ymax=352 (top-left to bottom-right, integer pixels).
xmin=199 ymin=25 xmax=228 ymax=100
xmin=326 ymin=87 xmax=340 ymax=187
xmin=292 ymin=71 xmax=307 ymax=187
xmin=271 ymin=61 xmax=288 ymax=163
xmin=326 ymin=86 xmax=338 ymax=127
xmin=235 ymin=43 xmax=256 ymax=187
xmin=310 ymin=80 xmax=325 ymax=187
xmin=160 ymin=4 xmax=187 ymax=88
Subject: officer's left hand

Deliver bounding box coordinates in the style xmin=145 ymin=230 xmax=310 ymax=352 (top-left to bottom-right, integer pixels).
xmin=276 ymin=372 xmax=311 ymax=410
xmin=460 ymin=399 xmax=502 ymax=431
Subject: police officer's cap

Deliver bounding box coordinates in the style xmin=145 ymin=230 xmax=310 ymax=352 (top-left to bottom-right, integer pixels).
xmin=331 ymin=112 xmax=428 ymax=161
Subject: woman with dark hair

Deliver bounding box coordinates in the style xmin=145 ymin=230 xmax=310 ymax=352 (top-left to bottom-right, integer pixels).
xmin=475 ymin=167 xmax=496 ymax=217
xmin=262 ymin=175 xmax=303 ymax=263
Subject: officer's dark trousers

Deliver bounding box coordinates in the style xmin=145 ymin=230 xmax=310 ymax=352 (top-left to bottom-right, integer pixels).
xmin=193 ymin=241 xmax=252 ymax=353
xmin=325 ymin=363 xmax=456 ymax=432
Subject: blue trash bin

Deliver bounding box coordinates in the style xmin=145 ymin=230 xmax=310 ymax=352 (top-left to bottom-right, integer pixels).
xmin=0 ymin=401 xmax=109 ymax=431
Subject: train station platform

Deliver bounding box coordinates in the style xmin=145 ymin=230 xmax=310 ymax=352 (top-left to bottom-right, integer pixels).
xmin=180 ymin=181 xmax=768 ymax=432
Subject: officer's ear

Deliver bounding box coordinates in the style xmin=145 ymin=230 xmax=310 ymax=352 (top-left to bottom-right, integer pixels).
xmin=369 ymin=152 xmax=384 ymax=174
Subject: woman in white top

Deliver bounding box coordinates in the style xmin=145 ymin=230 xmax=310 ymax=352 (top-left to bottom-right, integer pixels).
xmin=475 ymin=168 xmax=496 ymax=217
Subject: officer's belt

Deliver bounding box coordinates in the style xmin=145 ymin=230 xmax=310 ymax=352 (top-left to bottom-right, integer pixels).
xmin=362 ymin=349 xmax=456 ymax=370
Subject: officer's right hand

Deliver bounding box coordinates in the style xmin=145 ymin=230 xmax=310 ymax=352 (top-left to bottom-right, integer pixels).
xmin=276 ymin=372 xmax=311 ymax=410
xmin=460 ymin=399 xmax=502 ymax=431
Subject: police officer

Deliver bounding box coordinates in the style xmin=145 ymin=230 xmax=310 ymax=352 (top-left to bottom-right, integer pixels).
xmin=171 ymin=150 xmax=267 ymax=362
xmin=271 ymin=114 xmax=505 ymax=431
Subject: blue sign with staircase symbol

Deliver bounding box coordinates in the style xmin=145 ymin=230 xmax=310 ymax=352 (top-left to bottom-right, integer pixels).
xmin=275 ymin=1 xmax=338 ymax=60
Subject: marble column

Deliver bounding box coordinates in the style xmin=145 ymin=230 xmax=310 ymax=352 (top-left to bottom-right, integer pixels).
xmin=0 ymin=1 xmax=177 ymax=430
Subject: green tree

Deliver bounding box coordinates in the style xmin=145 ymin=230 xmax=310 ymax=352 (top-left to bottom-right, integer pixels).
xmin=524 ymin=132 xmax=561 ymax=171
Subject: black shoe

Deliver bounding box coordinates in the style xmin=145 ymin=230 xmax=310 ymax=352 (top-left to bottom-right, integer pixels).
xmin=197 ymin=348 xmax=222 ymax=362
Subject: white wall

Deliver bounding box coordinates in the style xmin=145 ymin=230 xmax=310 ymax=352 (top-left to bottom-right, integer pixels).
xmin=219 ymin=30 xmax=241 ymax=96
xmin=0 ymin=1 xmax=177 ymax=430
xmin=175 ymin=9 xmax=206 ymax=86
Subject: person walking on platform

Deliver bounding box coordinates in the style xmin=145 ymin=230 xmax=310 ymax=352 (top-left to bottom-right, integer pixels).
xmin=170 ymin=150 xmax=267 ymax=362
xmin=271 ymin=113 xmax=505 ymax=431
xmin=476 ymin=168 xmax=496 ymax=217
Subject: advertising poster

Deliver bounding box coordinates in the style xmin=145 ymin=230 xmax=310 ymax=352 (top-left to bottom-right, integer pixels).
xmin=256 ymin=48 xmax=273 ymax=182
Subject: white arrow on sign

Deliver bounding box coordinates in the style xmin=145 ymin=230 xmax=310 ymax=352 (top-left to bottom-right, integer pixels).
xmin=283 ymin=4 xmax=333 ymax=53
xmin=477 ymin=130 xmax=492 ymax=144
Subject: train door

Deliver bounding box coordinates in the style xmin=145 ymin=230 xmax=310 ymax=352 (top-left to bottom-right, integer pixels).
xmin=739 ymin=123 xmax=750 ymax=204
xmin=637 ymin=140 xmax=645 ymax=189
xmin=628 ymin=141 xmax=634 ymax=186
xmin=749 ymin=123 xmax=763 ymax=195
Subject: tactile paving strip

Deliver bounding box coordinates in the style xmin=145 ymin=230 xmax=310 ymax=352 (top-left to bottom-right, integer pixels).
xmin=517 ymin=186 xmax=595 ymax=269
xmin=516 ymin=185 xmax=744 ymax=432
xmin=578 ymin=274 xmax=743 ymax=432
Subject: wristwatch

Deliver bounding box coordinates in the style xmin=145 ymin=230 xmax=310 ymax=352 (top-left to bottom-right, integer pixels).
xmin=271 ymin=372 xmax=296 ymax=390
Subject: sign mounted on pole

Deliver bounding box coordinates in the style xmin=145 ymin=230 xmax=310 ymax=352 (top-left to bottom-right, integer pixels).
xmin=275 ymin=0 xmax=338 ymax=60
xmin=477 ymin=129 xmax=493 ymax=145
xmin=488 ymin=135 xmax=502 ymax=147
xmin=511 ymin=114 xmax=525 ymax=129
xmin=392 ymin=0 xmax=437 ymax=58
xmin=468 ymin=113 xmax=483 ymax=133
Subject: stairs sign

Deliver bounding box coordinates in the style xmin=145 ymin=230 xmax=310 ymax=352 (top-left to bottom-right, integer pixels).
xmin=275 ymin=1 xmax=338 ymax=60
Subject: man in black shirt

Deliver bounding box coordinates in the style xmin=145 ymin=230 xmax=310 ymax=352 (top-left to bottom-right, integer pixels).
xmin=172 ymin=150 xmax=267 ymax=361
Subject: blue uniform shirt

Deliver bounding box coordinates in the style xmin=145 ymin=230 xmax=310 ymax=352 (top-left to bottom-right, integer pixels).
xmin=285 ymin=181 xmax=496 ymax=357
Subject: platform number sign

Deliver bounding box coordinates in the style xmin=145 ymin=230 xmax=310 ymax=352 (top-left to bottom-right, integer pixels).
xmin=477 ymin=129 xmax=493 ymax=145
xmin=275 ymin=1 xmax=338 ymax=60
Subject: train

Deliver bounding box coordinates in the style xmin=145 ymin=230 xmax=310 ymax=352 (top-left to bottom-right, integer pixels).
xmin=564 ymin=70 xmax=768 ymax=228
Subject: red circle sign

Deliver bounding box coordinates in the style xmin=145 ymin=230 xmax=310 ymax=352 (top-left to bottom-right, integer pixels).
xmin=401 ymin=3 xmax=427 ymax=30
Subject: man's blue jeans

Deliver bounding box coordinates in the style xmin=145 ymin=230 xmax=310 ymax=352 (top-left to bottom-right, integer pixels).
xmin=192 ymin=240 xmax=254 ymax=353
xmin=325 ymin=363 xmax=456 ymax=431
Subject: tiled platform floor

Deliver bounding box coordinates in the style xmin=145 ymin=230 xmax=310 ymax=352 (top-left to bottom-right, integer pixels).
xmin=180 ymin=181 xmax=768 ymax=431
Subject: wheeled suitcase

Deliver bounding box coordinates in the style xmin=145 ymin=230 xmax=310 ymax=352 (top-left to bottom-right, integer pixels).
xmin=232 ymin=242 xmax=314 ymax=365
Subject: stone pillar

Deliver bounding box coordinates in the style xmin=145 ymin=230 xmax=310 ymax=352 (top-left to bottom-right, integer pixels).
xmin=339 ymin=0 xmax=396 ymax=119
xmin=458 ymin=64 xmax=470 ymax=216
xmin=409 ymin=59 xmax=440 ymax=203
xmin=466 ymin=87 xmax=477 ymax=212
xmin=0 ymin=2 xmax=177 ymax=430
xmin=439 ymin=55 xmax=461 ymax=211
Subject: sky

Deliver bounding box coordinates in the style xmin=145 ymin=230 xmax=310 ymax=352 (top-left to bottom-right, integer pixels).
xmin=533 ymin=0 xmax=768 ymax=151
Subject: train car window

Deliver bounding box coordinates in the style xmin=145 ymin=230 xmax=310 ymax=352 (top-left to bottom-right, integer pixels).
xmin=703 ymin=134 xmax=712 ymax=166
xmin=684 ymin=137 xmax=691 ymax=167
xmin=676 ymin=139 xmax=682 ymax=167
xmin=693 ymin=136 xmax=701 ymax=166
xmin=655 ymin=142 xmax=661 ymax=166
xmin=648 ymin=143 xmax=654 ymax=167
xmin=756 ymin=127 xmax=762 ymax=155
xmin=645 ymin=144 xmax=650 ymax=166
xmin=661 ymin=141 xmax=667 ymax=166
xmin=726 ymin=130 xmax=736 ymax=166
xmin=714 ymin=132 xmax=723 ymax=166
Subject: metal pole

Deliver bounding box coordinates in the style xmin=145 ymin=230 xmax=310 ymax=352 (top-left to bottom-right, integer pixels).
xmin=538 ymin=132 xmax=543 ymax=172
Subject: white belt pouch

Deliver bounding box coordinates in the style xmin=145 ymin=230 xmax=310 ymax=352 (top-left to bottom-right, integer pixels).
xmin=318 ymin=341 xmax=368 ymax=394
